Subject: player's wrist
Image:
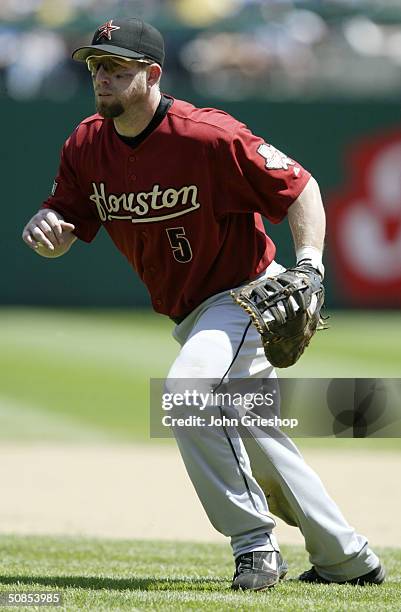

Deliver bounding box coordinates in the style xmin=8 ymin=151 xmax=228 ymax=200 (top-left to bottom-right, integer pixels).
xmin=296 ymin=246 xmax=325 ymax=278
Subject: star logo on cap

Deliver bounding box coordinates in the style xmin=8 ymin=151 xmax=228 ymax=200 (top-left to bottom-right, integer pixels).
xmin=96 ymin=20 xmax=120 ymax=42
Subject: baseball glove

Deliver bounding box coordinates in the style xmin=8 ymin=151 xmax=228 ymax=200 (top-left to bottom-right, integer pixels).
xmin=230 ymin=263 xmax=325 ymax=368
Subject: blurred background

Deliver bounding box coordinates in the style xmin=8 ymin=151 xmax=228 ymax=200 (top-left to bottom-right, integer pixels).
xmin=2 ymin=0 xmax=401 ymax=308
xmin=0 ymin=0 xmax=400 ymax=546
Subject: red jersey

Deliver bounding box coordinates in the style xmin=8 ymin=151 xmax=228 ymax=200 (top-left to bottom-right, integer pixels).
xmin=42 ymin=97 xmax=310 ymax=318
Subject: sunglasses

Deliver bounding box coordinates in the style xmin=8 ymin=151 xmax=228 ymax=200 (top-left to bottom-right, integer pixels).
xmin=86 ymin=55 xmax=152 ymax=75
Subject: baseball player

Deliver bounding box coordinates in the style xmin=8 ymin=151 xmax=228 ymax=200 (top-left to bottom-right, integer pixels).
xmin=22 ymin=18 xmax=384 ymax=591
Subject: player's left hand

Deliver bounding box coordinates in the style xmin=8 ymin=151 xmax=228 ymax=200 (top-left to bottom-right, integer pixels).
xmin=230 ymin=263 xmax=325 ymax=368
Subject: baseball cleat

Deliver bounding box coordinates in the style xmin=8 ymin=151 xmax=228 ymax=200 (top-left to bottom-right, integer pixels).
xmin=231 ymin=550 xmax=288 ymax=591
xmin=299 ymin=564 xmax=385 ymax=585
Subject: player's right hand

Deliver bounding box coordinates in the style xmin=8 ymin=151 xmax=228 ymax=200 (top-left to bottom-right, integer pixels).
xmin=22 ymin=209 xmax=76 ymax=257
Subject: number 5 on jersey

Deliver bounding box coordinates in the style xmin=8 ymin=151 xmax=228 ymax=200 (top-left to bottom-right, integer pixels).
xmin=166 ymin=227 xmax=193 ymax=263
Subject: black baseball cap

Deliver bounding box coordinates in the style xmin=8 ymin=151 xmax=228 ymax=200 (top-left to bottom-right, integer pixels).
xmin=72 ymin=18 xmax=165 ymax=67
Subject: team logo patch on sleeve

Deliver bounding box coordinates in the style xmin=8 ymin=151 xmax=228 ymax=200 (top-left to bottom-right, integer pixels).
xmin=51 ymin=180 xmax=58 ymax=196
xmin=257 ymin=143 xmax=296 ymax=171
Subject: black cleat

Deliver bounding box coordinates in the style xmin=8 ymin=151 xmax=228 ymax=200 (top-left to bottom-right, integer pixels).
xmin=231 ymin=550 xmax=288 ymax=591
xmin=299 ymin=564 xmax=385 ymax=585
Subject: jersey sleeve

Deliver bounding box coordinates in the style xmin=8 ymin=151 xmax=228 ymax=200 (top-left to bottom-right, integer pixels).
xmin=41 ymin=132 xmax=101 ymax=243
xmin=218 ymin=125 xmax=311 ymax=223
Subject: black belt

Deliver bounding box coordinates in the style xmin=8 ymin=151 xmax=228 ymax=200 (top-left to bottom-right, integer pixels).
xmin=170 ymin=314 xmax=187 ymax=325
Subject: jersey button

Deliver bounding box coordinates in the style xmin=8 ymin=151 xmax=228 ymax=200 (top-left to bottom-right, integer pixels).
xmin=141 ymin=231 xmax=147 ymax=238
xmin=129 ymin=156 xmax=136 ymax=162
xmin=155 ymin=299 xmax=162 ymax=306
xmin=131 ymin=174 xmax=137 ymax=181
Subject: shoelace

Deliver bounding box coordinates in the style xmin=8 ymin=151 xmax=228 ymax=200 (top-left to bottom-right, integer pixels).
xmin=237 ymin=553 xmax=254 ymax=574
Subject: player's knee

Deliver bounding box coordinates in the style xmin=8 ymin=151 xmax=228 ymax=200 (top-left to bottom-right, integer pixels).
xmin=167 ymin=352 xmax=210 ymax=380
xmin=164 ymin=375 xmax=214 ymax=401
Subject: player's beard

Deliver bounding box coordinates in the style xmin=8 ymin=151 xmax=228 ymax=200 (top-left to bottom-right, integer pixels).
xmin=95 ymin=72 xmax=148 ymax=119
xmin=96 ymin=99 xmax=125 ymax=119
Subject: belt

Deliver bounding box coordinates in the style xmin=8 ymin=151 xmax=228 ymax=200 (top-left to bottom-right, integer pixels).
xmin=170 ymin=314 xmax=188 ymax=325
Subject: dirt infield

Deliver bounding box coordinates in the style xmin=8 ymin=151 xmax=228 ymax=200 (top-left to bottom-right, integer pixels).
xmin=0 ymin=443 xmax=399 ymax=547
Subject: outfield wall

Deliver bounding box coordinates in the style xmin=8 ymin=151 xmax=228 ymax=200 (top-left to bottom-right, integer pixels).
xmin=5 ymin=95 xmax=401 ymax=308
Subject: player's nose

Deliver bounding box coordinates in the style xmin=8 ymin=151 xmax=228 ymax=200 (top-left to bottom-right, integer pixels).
xmin=95 ymin=65 xmax=111 ymax=84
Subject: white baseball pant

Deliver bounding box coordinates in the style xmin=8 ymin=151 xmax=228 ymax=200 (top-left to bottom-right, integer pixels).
xmin=167 ymin=260 xmax=380 ymax=580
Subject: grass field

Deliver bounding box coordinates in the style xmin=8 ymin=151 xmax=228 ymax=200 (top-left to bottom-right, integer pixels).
xmin=0 ymin=308 xmax=400 ymax=610
xmin=0 ymin=307 xmax=400 ymax=446
xmin=0 ymin=536 xmax=399 ymax=611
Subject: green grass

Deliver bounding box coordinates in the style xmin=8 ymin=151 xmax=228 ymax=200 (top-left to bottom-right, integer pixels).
xmin=0 ymin=308 xmax=400 ymax=447
xmin=0 ymin=308 xmax=178 ymax=442
xmin=282 ymin=311 xmax=401 ymax=378
xmin=0 ymin=536 xmax=398 ymax=611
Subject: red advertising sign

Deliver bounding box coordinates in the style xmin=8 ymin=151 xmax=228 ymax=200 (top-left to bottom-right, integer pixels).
xmin=328 ymin=129 xmax=401 ymax=306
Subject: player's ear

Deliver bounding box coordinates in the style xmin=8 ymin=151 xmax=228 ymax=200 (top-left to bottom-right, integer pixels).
xmin=147 ymin=63 xmax=162 ymax=87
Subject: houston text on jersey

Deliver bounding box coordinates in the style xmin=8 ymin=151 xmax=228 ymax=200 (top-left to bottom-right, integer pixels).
xmin=89 ymin=181 xmax=201 ymax=223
